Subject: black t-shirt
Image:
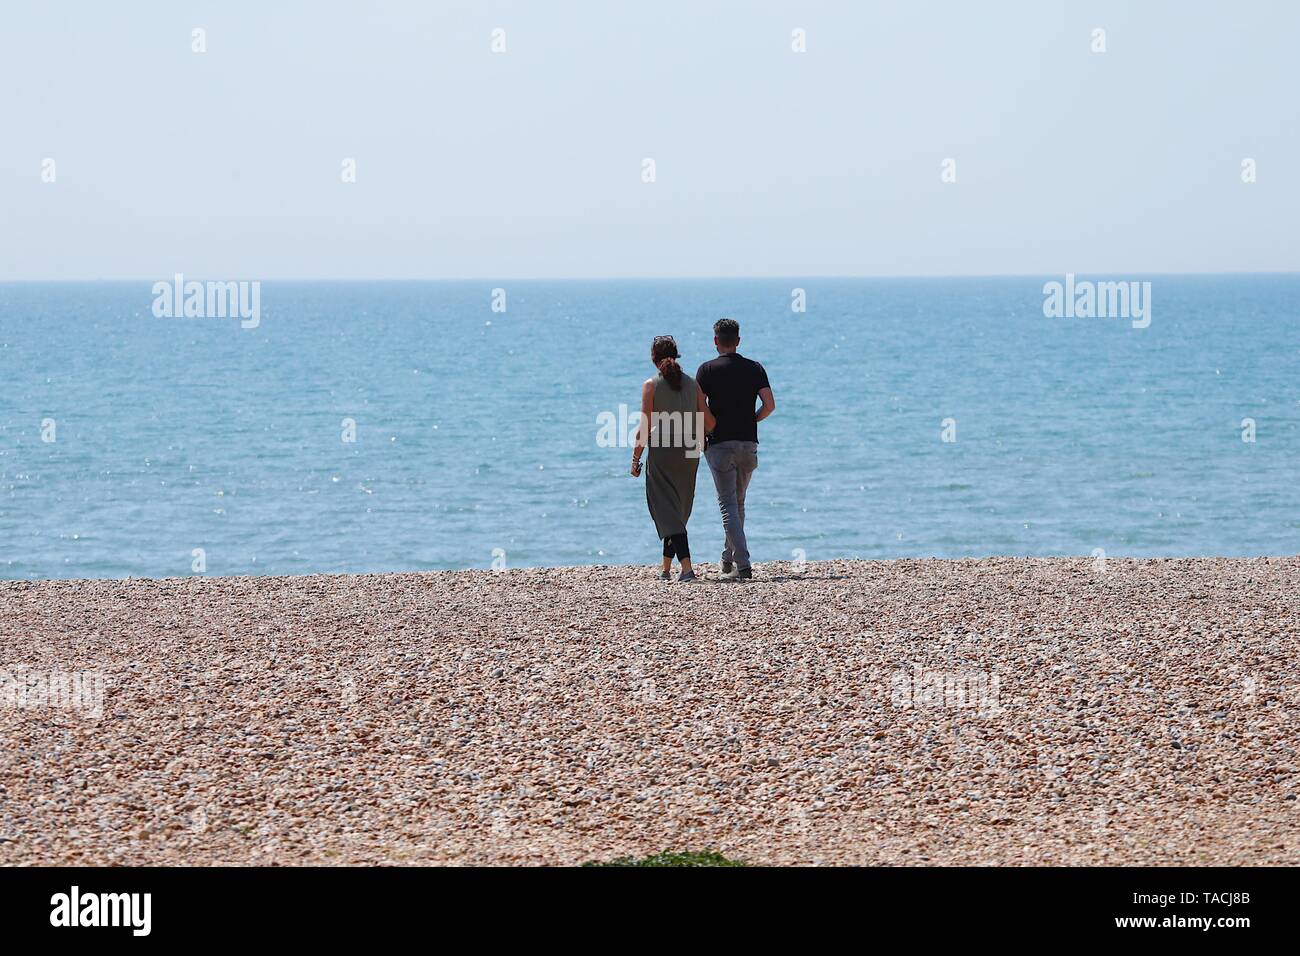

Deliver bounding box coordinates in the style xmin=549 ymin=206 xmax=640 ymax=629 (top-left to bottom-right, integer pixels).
xmin=695 ymin=352 xmax=770 ymax=444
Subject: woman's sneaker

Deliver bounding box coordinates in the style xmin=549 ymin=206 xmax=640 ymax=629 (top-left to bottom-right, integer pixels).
xmin=678 ymin=570 xmax=697 ymax=583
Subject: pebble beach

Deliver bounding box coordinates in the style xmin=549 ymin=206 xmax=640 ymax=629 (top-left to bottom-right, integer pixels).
xmin=1 ymin=557 xmax=1296 ymax=866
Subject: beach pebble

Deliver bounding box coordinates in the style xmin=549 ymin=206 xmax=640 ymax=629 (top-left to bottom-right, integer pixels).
xmin=0 ymin=557 xmax=1295 ymax=865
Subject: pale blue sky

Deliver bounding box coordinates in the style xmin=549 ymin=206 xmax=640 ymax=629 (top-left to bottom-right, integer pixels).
xmin=1 ymin=0 xmax=1296 ymax=279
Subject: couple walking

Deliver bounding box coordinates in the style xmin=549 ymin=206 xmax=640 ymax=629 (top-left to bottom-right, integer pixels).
xmin=630 ymin=318 xmax=775 ymax=582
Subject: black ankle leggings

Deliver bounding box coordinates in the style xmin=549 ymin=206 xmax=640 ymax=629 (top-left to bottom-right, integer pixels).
xmin=662 ymin=532 xmax=690 ymax=561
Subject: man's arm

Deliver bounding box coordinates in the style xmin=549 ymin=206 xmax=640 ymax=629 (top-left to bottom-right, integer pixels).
xmin=755 ymin=386 xmax=775 ymax=423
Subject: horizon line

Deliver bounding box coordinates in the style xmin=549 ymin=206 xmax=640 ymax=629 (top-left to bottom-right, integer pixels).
xmin=1 ymin=269 xmax=1297 ymax=283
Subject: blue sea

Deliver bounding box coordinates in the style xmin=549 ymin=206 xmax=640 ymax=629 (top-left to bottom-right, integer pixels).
xmin=1 ymin=276 xmax=1296 ymax=580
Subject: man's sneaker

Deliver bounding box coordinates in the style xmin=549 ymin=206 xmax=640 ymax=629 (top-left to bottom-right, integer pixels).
xmin=720 ymin=560 xmax=734 ymax=575
xmin=736 ymin=566 xmax=753 ymax=581
xmin=720 ymin=565 xmax=749 ymax=582
xmin=678 ymin=570 xmax=697 ymax=583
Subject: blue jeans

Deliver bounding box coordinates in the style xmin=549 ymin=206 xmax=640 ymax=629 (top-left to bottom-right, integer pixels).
xmin=704 ymin=440 xmax=758 ymax=569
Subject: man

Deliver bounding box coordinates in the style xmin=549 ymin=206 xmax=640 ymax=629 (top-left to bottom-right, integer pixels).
xmin=695 ymin=318 xmax=775 ymax=581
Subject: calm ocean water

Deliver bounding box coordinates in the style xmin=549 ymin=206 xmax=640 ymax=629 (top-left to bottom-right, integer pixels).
xmin=1 ymin=276 xmax=1296 ymax=579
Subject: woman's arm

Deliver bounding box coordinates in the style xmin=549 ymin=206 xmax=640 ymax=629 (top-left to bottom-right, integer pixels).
xmin=631 ymin=379 xmax=654 ymax=476
xmin=696 ymin=383 xmax=716 ymax=434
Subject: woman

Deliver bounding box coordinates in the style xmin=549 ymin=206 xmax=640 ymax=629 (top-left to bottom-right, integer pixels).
xmin=631 ymin=336 xmax=715 ymax=581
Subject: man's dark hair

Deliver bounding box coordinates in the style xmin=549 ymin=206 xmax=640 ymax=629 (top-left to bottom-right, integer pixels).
xmin=713 ymin=318 xmax=740 ymax=347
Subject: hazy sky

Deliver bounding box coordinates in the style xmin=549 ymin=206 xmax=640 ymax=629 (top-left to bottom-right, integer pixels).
xmin=2 ymin=0 xmax=1296 ymax=279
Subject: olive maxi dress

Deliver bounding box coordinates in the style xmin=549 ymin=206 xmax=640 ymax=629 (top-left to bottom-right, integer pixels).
xmin=644 ymin=371 xmax=702 ymax=542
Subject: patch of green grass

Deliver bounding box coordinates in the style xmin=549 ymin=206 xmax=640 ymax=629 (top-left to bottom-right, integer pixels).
xmin=583 ymin=850 xmax=745 ymax=867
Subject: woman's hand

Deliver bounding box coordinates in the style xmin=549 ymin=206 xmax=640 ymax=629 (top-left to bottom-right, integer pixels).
xmin=630 ymin=458 xmax=642 ymax=477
